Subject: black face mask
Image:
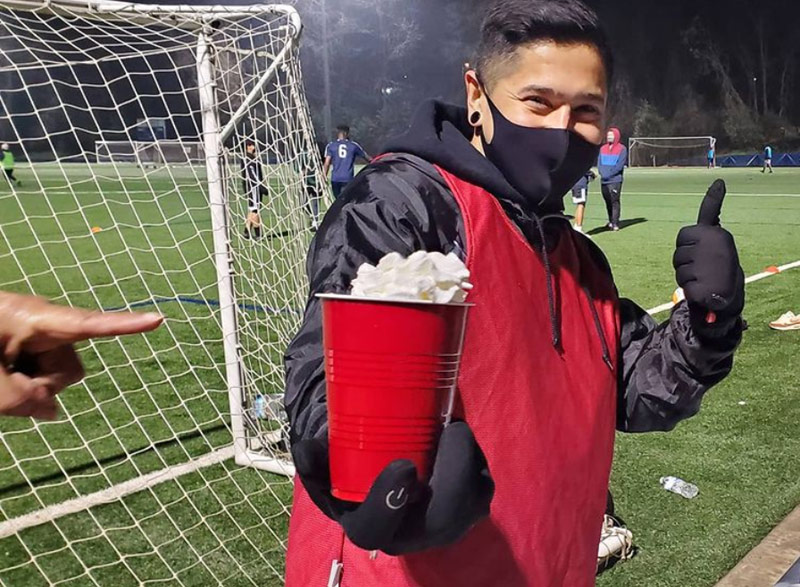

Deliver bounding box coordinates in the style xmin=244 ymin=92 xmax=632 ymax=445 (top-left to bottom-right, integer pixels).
xmin=481 ymin=95 xmax=600 ymax=212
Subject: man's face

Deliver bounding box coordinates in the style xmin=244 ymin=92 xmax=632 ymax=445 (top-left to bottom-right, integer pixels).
xmin=469 ymin=41 xmax=607 ymax=146
xmin=246 ymin=144 xmax=255 ymax=154
xmin=606 ymin=131 xmax=615 ymax=144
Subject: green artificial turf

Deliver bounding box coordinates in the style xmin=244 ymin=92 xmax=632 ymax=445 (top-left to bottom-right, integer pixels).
xmin=588 ymin=168 xmax=800 ymax=587
xmin=0 ymin=164 xmax=798 ymax=586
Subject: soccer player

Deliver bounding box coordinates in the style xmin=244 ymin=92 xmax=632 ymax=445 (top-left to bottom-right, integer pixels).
xmin=242 ymin=141 xmax=267 ymax=239
xmin=571 ymin=169 xmax=596 ymax=233
xmin=2 ymin=143 xmax=21 ymax=188
xmin=598 ymin=127 xmax=627 ymax=231
xmin=762 ymin=144 xmax=774 ymax=173
xmin=707 ymin=146 xmax=715 ymax=169
xmin=322 ymin=125 xmax=370 ymax=199
xmin=285 ymin=1 xmax=744 ymax=585
xmin=0 ymin=291 xmax=161 ymax=420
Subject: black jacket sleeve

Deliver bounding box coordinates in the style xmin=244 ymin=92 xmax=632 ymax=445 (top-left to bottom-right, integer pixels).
xmin=616 ymin=298 xmax=742 ymax=433
xmin=284 ymin=155 xmax=462 ymax=444
xmin=284 ymin=154 xmax=742 ymax=441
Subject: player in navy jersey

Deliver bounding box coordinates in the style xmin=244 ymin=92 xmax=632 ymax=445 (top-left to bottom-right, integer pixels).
xmin=323 ymin=125 xmax=371 ymax=198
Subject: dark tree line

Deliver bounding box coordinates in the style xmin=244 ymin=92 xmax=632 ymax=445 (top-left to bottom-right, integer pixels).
xmin=294 ymin=0 xmax=800 ymax=154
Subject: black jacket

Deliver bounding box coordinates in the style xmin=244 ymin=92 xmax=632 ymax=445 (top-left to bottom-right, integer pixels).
xmin=285 ymin=100 xmax=742 ymax=444
xmin=241 ymin=152 xmax=264 ymax=190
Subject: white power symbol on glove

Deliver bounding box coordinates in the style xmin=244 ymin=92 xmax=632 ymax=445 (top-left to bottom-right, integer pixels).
xmin=386 ymin=488 xmax=408 ymax=510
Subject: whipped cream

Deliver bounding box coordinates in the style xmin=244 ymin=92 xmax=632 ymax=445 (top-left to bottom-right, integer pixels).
xmin=350 ymin=251 xmax=473 ymax=303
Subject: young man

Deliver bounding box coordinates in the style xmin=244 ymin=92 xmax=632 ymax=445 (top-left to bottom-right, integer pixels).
xmin=2 ymin=143 xmax=21 ymax=188
xmin=571 ymin=169 xmax=596 ymax=233
xmin=598 ymin=127 xmax=627 ymax=231
xmin=242 ymin=141 xmax=267 ymax=239
xmin=323 ymin=125 xmax=371 ymax=199
xmin=285 ymin=2 xmax=744 ymax=585
xmin=762 ymin=144 xmax=774 ymax=173
xmin=707 ymin=146 xmax=715 ymax=169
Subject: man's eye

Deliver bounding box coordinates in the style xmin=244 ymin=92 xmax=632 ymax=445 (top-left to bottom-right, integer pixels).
xmin=576 ymin=105 xmax=601 ymax=116
xmin=525 ymin=96 xmax=551 ymax=108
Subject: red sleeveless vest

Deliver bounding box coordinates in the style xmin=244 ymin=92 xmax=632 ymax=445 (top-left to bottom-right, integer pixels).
xmin=286 ymin=167 xmax=620 ymax=587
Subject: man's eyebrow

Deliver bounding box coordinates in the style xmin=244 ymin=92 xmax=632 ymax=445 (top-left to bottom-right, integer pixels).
xmin=518 ymin=85 xmax=605 ymax=104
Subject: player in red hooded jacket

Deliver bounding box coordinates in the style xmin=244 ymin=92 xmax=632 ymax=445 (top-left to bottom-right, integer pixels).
xmin=284 ymin=1 xmax=744 ymax=586
xmin=598 ymin=127 xmax=627 ymax=231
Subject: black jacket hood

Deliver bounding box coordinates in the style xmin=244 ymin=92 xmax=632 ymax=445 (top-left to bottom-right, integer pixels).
xmin=382 ymin=100 xmax=566 ymax=217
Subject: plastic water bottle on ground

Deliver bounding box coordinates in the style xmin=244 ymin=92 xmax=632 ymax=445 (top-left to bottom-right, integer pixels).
xmin=660 ymin=476 xmax=699 ymax=499
xmin=254 ymin=393 xmax=268 ymax=420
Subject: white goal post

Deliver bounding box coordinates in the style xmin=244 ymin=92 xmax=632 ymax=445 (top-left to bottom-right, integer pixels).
xmin=0 ymin=1 xmax=326 ymax=584
xmin=628 ymin=136 xmax=717 ymax=167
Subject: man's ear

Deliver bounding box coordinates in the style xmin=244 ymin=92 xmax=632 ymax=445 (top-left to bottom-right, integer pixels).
xmin=465 ymin=70 xmax=483 ymax=122
xmin=464 ymin=70 xmax=492 ymax=142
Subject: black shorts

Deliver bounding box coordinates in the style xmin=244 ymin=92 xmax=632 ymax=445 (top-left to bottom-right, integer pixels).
xmin=331 ymin=181 xmax=349 ymax=199
xmin=571 ymin=187 xmax=587 ymax=205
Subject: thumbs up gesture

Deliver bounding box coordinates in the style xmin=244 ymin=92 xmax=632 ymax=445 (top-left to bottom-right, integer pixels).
xmin=673 ymin=180 xmax=745 ymax=334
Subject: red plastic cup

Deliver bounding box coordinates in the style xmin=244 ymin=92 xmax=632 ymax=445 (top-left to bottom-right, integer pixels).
xmin=318 ymin=293 xmax=470 ymax=502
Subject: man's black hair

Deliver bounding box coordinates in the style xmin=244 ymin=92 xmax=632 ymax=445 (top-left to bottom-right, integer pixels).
xmin=336 ymin=125 xmax=350 ymax=135
xmin=475 ymin=0 xmax=613 ymax=88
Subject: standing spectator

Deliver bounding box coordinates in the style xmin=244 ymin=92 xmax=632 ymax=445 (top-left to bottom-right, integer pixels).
xmin=598 ymin=127 xmax=627 ymax=231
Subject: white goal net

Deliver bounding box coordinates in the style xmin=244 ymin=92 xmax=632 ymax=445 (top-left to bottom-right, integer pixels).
xmin=628 ymin=136 xmax=717 ymax=167
xmin=0 ymin=1 xmax=326 ymax=585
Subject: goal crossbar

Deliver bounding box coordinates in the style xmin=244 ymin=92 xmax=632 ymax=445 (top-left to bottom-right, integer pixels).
xmin=1 ymin=0 xmax=301 ymax=28
xmin=628 ymin=136 xmax=717 ymax=167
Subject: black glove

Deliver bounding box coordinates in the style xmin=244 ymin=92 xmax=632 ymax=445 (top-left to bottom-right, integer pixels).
xmin=292 ymin=421 xmax=494 ymax=555
xmin=673 ymin=179 xmax=745 ymax=336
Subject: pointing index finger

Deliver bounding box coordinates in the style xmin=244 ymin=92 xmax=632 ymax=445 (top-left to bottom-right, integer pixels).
xmin=26 ymin=306 xmax=163 ymax=351
xmin=697 ymin=179 xmax=726 ymax=226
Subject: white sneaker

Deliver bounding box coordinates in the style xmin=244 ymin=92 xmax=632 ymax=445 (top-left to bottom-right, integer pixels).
xmin=573 ymin=225 xmax=584 ymax=233
xmin=769 ymin=312 xmax=800 ymax=331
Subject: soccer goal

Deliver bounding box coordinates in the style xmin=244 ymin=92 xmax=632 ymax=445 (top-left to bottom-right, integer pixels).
xmin=0 ymin=1 xmax=325 ymax=584
xmin=628 ymin=136 xmax=717 ymax=167
xmin=96 ymin=140 xmax=206 ymax=167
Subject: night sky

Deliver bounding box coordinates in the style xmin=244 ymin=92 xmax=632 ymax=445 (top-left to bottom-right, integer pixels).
xmin=20 ymin=0 xmax=800 ymax=153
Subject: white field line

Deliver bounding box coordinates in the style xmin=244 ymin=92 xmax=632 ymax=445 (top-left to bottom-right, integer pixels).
xmin=0 ymin=445 xmax=235 ymax=540
xmin=625 ymin=191 xmax=800 ymax=198
xmin=648 ymin=260 xmax=800 ymax=316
